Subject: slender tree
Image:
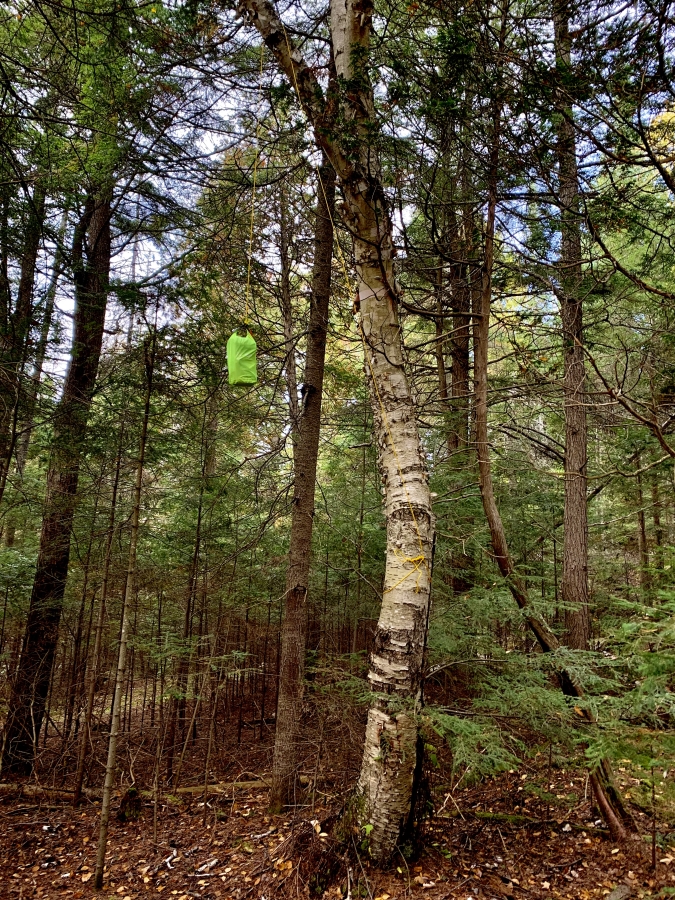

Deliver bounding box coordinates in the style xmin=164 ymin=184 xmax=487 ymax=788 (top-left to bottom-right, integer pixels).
xmin=270 ymin=160 xmax=335 ymax=812
xmin=0 ymin=184 xmax=46 ymax=501
xmin=95 ymin=326 xmax=156 ymax=888
xmin=1 ymin=191 xmax=111 ymax=774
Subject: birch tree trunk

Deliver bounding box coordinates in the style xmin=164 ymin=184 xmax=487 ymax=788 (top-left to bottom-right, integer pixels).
xmin=331 ymin=0 xmax=434 ymax=860
xmin=347 ymin=173 xmax=434 ymax=863
xmin=237 ymin=0 xmax=435 ymax=861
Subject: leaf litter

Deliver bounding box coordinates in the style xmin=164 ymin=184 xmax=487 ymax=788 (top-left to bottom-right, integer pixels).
xmin=0 ymin=754 xmax=671 ymax=900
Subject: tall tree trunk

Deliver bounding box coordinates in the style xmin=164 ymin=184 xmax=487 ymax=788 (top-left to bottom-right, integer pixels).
xmin=15 ymin=209 xmax=68 ymax=477
xmin=95 ymin=329 xmax=155 ymax=889
xmin=434 ymin=270 xmax=448 ymax=408
xmin=0 ymin=186 xmax=47 ymax=504
xmin=1 ymin=192 xmax=111 ymax=775
xmin=448 ymin=193 xmax=475 ymax=593
xmin=448 ymin=233 xmax=471 ymax=453
xmin=62 ymin=495 xmax=100 ymax=747
xmin=331 ymin=0 xmax=434 ymax=860
xmin=72 ymin=424 xmax=126 ymax=806
xmin=166 ymin=397 xmax=214 ymax=783
xmin=0 ymin=183 xmax=10 ymax=331
xmin=331 ymin=0 xmax=434 ymax=861
xmin=279 ymin=190 xmax=299 ymax=431
xmin=652 ymin=472 xmax=663 ymax=574
xmin=554 ymin=0 xmax=590 ymax=651
xmin=472 ymin=123 xmax=630 ymax=842
xmin=270 ymin=160 xmax=335 ymax=813
xmin=4 ymin=213 xmax=68 ymax=549
xmin=636 ymin=456 xmax=650 ymax=594
xmin=240 ymin=0 xmax=435 ymax=861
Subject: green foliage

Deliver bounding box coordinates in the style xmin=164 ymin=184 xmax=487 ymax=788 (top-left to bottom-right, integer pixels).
xmin=3 ymin=0 xmax=675 ymax=838
xmin=425 ymin=709 xmax=521 ymax=781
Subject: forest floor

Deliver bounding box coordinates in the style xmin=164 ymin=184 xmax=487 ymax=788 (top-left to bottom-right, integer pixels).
xmin=0 ymin=743 xmax=673 ymax=900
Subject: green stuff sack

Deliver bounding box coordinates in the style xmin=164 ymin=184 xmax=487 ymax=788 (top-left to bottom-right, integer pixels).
xmin=227 ymin=330 xmax=258 ymax=385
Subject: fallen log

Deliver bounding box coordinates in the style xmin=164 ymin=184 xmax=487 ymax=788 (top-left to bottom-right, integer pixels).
xmin=0 ymin=778 xmax=269 ymax=802
xmin=173 ymin=779 xmax=269 ymax=795
xmin=0 ymin=783 xmax=98 ymax=799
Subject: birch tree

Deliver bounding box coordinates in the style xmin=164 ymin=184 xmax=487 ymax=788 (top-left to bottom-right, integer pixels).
xmin=236 ymin=0 xmax=435 ymax=861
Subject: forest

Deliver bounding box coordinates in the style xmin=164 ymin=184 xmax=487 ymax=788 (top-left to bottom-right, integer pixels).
xmin=0 ymin=0 xmax=675 ymax=896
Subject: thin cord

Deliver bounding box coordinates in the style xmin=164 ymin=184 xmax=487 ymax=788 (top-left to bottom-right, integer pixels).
xmin=244 ymin=42 xmax=266 ymax=325
xmin=281 ymin=22 xmax=429 ymax=588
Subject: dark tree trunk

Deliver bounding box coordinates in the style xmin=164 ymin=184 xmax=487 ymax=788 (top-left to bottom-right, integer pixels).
xmin=636 ymin=457 xmax=650 ymax=594
xmin=270 ymin=161 xmax=335 ymax=812
xmin=434 ymin=272 xmax=448 ymax=407
xmin=62 ymin=522 xmax=97 ymax=746
xmin=15 ymin=209 xmax=68 ymax=477
xmin=0 ymin=184 xmax=10 ymax=329
xmin=447 ymin=204 xmax=475 ymax=594
xmin=554 ymin=0 xmax=590 ymax=651
xmin=0 ymin=186 xmax=47 ymax=501
xmin=448 ymin=237 xmax=471 ymax=453
xmin=472 ymin=121 xmax=631 ymax=841
xmin=73 ymin=421 xmax=125 ymax=805
xmin=279 ymin=190 xmax=299 ymax=431
xmin=652 ymin=472 xmax=663 ymax=574
xmin=1 ymin=192 xmax=111 ymax=775
xmin=95 ymin=328 xmax=155 ymax=888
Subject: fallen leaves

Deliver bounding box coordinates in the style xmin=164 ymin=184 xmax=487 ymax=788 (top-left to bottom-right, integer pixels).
xmin=273 ymin=856 xmax=294 ymax=879
xmin=0 ymin=754 xmax=667 ymax=900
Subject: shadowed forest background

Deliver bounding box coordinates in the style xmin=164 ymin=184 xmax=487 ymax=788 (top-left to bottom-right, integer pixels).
xmin=1 ymin=0 xmax=675 ymax=895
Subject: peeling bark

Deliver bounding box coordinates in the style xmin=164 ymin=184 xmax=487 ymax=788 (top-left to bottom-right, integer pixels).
xmin=238 ymin=0 xmax=435 ymax=861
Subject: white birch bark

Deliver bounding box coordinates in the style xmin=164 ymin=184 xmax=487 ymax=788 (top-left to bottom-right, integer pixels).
xmin=238 ymin=0 xmax=434 ymax=862
xmin=330 ymin=1 xmax=434 ymax=858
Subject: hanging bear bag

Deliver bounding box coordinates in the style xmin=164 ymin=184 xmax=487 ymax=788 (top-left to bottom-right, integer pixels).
xmin=227 ymin=330 xmax=258 ymax=385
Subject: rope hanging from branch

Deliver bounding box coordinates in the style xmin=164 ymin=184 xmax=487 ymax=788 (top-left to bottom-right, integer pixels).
xmin=227 ymin=42 xmax=265 ymax=387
